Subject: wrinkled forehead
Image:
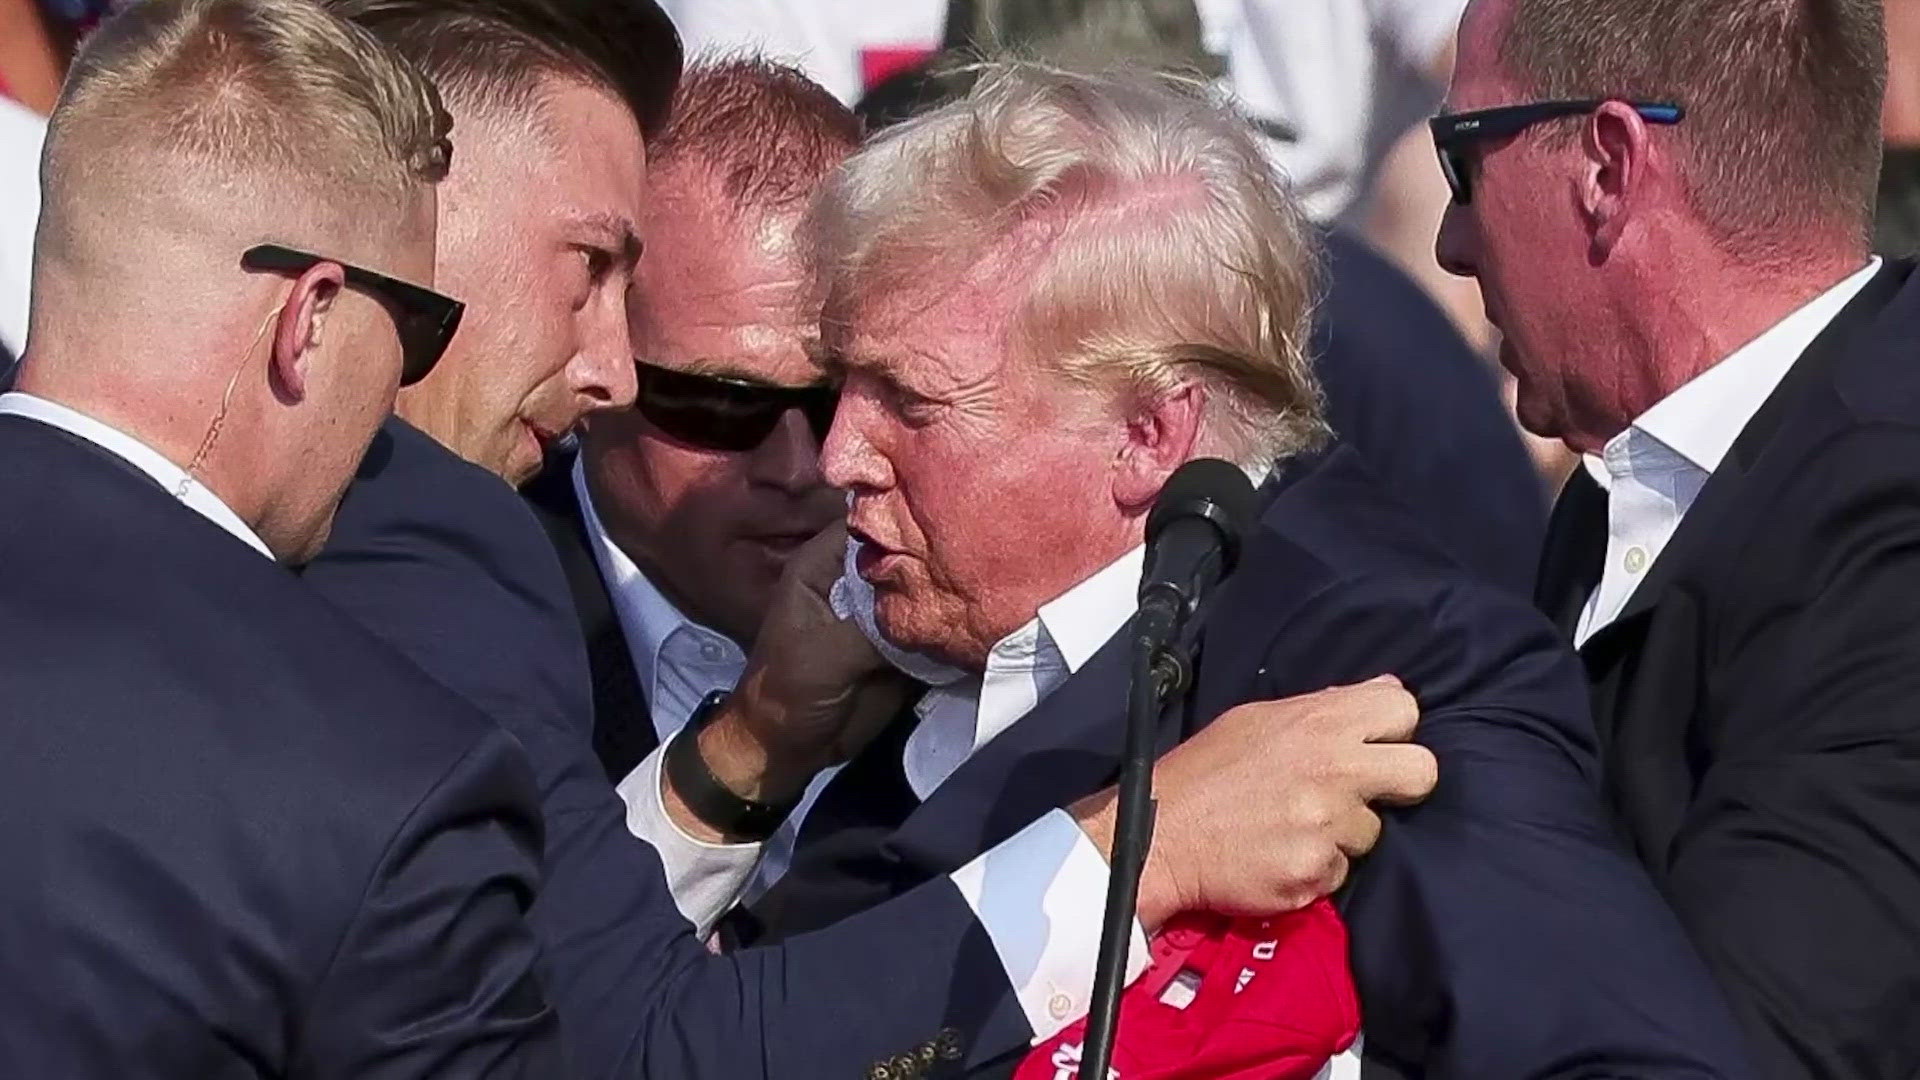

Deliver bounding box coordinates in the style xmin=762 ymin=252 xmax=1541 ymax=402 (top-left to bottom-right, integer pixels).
xmin=821 ymin=252 xmax=1030 ymax=386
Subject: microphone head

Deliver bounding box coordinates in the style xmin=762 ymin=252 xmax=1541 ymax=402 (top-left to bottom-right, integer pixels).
xmin=1146 ymin=457 xmax=1260 ymax=574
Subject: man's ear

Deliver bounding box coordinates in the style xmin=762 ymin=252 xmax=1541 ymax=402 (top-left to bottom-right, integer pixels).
xmin=269 ymin=262 xmax=345 ymax=403
xmin=1581 ymin=101 xmax=1654 ymax=258
xmin=1115 ymin=380 xmax=1204 ymax=511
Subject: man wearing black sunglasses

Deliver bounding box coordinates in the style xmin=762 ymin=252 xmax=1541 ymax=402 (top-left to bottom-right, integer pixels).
xmin=525 ymin=57 xmax=855 ymax=792
xmin=1437 ymin=0 xmax=1920 ymax=1075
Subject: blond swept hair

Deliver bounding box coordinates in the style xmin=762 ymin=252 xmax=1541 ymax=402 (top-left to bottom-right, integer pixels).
xmin=816 ymin=60 xmax=1325 ymax=473
xmin=46 ymin=0 xmax=450 ymax=217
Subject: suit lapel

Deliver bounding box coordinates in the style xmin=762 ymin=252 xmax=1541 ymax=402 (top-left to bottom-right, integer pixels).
xmin=1534 ymin=469 xmax=1608 ymax=639
xmin=521 ymin=459 xmax=654 ymax=780
xmin=887 ymin=629 xmax=1140 ymax=874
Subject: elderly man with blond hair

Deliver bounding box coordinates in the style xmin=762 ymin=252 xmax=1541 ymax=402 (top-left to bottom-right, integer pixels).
xmin=0 ymin=0 xmax=560 ymax=1074
xmin=641 ymin=62 xmax=1757 ymax=1076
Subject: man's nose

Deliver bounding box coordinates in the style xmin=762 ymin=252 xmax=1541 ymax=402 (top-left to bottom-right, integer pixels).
xmin=1434 ymin=200 xmax=1478 ymax=279
xmin=819 ymin=392 xmax=889 ymax=493
xmin=749 ymin=409 xmax=826 ymax=496
xmin=571 ymin=302 xmax=638 ymax=413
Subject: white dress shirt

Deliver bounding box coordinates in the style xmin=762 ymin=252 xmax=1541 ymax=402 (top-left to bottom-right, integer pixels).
xmin=902 ymin=547 xmax=1144 ymax=798
xmin=0 ymin=391 xmax=272 ymax=559
xmin=1574 ymin=258 xmax=1882 ymax=646
xmin=574 ymin=460 xmax=830 ymax=914
xmin=573 ymin=459 xmax=748 ymax=742
xmin=621 ymin=545 xmax=1155 ymax=1043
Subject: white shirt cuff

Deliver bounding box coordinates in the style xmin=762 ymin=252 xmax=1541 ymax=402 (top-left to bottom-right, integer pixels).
xmin=615 ymin=734 xmax=763 ymax=938
xmin=949 ymin=809 xmax=1152 ymax=1043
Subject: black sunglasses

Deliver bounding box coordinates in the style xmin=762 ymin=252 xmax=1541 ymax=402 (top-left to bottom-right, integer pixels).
xmin=634 ymin=360 xmax=839 ymax=453
xmin=241 ymin=243 xmax=464 ymax=385
xmin=1428 ymin=99 xmax=1685 ymax=206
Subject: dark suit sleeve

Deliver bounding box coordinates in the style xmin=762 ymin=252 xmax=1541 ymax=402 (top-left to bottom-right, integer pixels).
xmin=1660 ymin=425 xmax=1920 ymax=1080
xmin=508 ymin=713 xmax=1036 ymax=1080
xmin=299 ymin=726 xmax=564 ymax=1078
xmin=1264 ymin=576 xmax=1754 ymax=1078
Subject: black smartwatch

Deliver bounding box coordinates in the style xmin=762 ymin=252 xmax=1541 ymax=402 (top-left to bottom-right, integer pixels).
xmin=664 ymin=690 xmax=803 ymax=841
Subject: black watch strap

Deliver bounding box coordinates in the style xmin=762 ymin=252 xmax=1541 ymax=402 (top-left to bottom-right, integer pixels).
xmin=664 ymin=690 xmax=802 ymax=842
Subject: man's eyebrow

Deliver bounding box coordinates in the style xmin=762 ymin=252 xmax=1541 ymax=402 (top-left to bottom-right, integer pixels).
xmin=808 ymin=340 xmax=856 ymax=381
xmin=572 ymin=211 xmax=643 ymax=268
xmin=681 ymin=358 xmax=779 ymax=384
xmin=673 ymin=357 xmax=838 ymax=390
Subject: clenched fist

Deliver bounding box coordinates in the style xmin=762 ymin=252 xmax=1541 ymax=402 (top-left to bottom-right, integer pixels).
xmin=667 ymin=523 xmax=912 ymax=841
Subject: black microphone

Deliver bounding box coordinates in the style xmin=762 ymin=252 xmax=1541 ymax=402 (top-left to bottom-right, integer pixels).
xmin=1080 ymin=458 xmax=1259 ymax=1080
xmin=1134 ymin=457 xmax=1261 ymax=658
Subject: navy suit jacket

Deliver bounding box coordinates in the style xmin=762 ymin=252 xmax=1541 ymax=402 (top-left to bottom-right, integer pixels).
xmin=1538 ymin=260 xmax=1920 ymax=1078
xmin=742 ymin=446 xmax=1754 ymax=1078
xmin=0 ymin=415 xmax=559 ymax=1076
xmin=1303 ymin=230 xmax=1545 ymax=596
xmin=306 ymin=418 xmax=1037 ymax=1079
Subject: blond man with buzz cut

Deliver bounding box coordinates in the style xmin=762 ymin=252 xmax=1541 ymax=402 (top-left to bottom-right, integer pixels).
xmin=0 ymin=0 xmax=562 ymax=1074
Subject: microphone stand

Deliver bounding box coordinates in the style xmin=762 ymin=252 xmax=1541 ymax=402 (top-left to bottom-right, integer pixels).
xmin=1079 ymin=600 xmax=1191 ymax=1080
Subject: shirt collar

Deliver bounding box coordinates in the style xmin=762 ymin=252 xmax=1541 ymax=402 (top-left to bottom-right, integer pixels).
xmin=571 ymin=457 xmax=742 ymax=698
xmin=1620 ymin=257 xmax=1881 ymax=477
xmin=960 ymin=544 xmax=1145 ymax=758
xmin=0 ymin=391 xmax=273 ymax=559
xmin=1033 ymin=544 xmax=1146 ymax=674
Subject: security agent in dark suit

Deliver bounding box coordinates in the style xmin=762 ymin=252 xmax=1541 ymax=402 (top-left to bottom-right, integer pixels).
xmin=0 ymin=1 xmax=557 ymax=1074
xmin=1438 ymin=0 xmax=1920 ymax=1074
xmin=307 ymin=16 xmax=1450 ymax=1077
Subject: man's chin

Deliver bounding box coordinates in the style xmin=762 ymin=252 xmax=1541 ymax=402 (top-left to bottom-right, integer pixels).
xmin=873 ymin=594 xmax=965 ymax=664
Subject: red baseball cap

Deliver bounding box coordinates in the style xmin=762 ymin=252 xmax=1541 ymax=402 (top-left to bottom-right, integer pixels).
xmin=1018 ymin=899 xmax=1358 ymax=1080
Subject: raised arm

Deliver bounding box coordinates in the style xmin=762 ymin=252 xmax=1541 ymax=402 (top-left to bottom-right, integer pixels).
xmin=1301 ymin=577 xmax=1754 ymax=1078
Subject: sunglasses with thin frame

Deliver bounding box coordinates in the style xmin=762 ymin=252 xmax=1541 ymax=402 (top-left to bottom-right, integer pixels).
xmin=634 ymin=360 xmax=839 ymax=453
xmin=241 ymin=243 xmax=464 ymax=385
xmin=1428 ymin=99 xmax=1684 ymax=206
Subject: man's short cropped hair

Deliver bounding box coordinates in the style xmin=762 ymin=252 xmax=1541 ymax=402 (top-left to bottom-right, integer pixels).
xmin=1501 ymin=0 xmax=1885 ymax=248
xmin=327 ymin=0 xmax=681 ymax=143
xmin=816 ymin=60 xmax=1326 ymax=474
xmin=651 ymin=55 xmax=862 ymax=213
xmin=49 ymin=0 xmax=450 ymax=205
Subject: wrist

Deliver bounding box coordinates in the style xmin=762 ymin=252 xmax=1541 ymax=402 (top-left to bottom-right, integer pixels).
xmin=660 ymin=757 xmax=736 ymax=845
xmin=696 ymin=702 xmax=822 ymax=805
xmin=660 ymin=692 xmax=808 ymax=843
xmin=1069 ymin=788 xmax=1181 ymax=933
xmin=702 ymin=679 xmax=836 ymax=802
